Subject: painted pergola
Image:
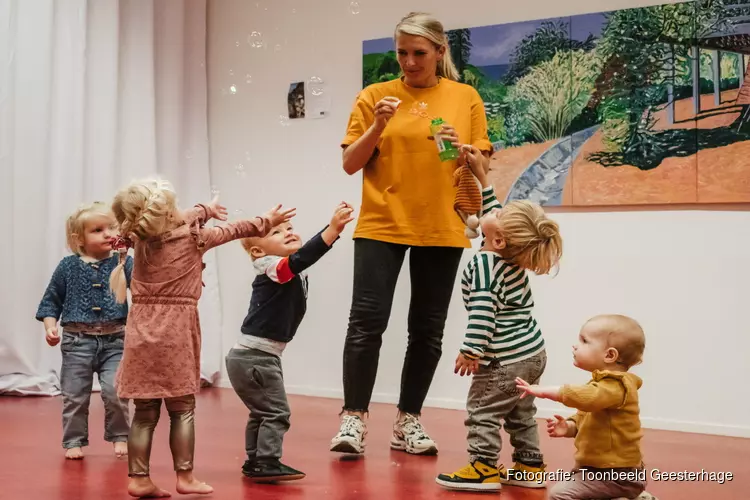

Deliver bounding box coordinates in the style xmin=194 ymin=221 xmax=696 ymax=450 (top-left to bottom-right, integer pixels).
xmin=665 ymin=3 xmax=750 ymax=124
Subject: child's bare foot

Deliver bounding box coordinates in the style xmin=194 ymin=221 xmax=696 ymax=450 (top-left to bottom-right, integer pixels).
xmin=128 ymin=477 xmax=171 ymax=498
xmin=65 ymin=447 xmax=84 ymax=459
xmin=114 ymin=442 xmax=128 ymax=458
xmin=176 ymin=471 xmax=213 ymax=495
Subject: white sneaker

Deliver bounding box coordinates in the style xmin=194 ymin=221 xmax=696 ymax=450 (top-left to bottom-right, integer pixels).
xmin=390 ymin=413 xmax=438 ymax=455
xmin=330 ymin=415 xmax=367 ymax=454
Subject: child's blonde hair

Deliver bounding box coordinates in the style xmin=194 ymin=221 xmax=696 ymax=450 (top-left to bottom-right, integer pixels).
xmin=65 ymin=202 xmax=114 ymax=256
xmin=494 ymin=200 xmax=562 ymax=275
xmin=588 ymin=314 xmax=646 ymax=369
xmin=109 ymin=178 xmax=179 ymax=303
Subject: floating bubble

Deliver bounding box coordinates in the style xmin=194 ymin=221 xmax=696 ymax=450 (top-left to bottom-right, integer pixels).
xmin=292 ymin=8 xmax=296 ymax=13
xmin=279 ymin=115 xmax=290 ymax=127
xmin=221 ymin=88 xmax=228 ymax=96
xmin=229 ymin=85 xmax=238 ymax=94
xmin=274 ymin=44 xmax=282 ymax=52
xmin=185 ymin=150 xmax=193 ymax=160
xmin=246 ymin=74 xmax=253 ymax=84
xmin=211 ymin=186 xmax=220 ymax=196
xmin=235 ymin=164 xmax=246 ymax=177
xmin=311 ymin=87 xmax=324 ymax=96
xmin=229 ymin=69 xmax=234 ymax=76
xmin=309 ymin=76 xmax=323 ymax=84
xmin=248 ymin=31 xmax=263 ymax=48
xmin=235 ymin=40 xmax=240 ymax=47
xmin=234 ymin=209 xmax=244 ymax=218
xmin=350 ymin=1 xmax=360 ymax=14
xmin=245 ymin=151 xmax=252 ymax=161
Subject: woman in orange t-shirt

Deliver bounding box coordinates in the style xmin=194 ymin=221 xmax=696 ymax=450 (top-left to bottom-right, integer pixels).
xmin=329 ymin=12 xmax=493 ymax=457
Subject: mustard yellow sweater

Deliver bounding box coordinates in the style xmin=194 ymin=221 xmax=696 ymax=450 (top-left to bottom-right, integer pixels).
xmin=560 ymin=370 xmax=644 ymax=468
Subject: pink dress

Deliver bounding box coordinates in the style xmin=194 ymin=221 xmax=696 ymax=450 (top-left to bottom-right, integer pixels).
xmin=116 ymin=206 xmax=271 ymax=400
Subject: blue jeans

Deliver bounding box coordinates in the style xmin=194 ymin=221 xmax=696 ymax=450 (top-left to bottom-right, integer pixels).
xmin=60 ymin=331 xmax=130 ymax=449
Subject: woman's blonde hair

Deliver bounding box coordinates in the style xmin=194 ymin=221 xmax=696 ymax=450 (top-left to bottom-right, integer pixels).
xmin=109 ymin=178 xmax=178 ymax=303
xmin=394 ymin=12 xmax=460 ymax=81
xmin=66 ymin=202 xmax=115 ymax=255
xmin=494 ymin=200 xmax=563 ymax=275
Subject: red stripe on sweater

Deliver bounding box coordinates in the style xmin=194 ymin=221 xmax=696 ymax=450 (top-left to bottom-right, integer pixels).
xmin=275 ymin=257 xmax=295 ymax=284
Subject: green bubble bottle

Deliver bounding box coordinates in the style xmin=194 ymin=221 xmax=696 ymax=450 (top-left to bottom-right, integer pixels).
xmin=430 ymin=117 xmax=460 ymax=162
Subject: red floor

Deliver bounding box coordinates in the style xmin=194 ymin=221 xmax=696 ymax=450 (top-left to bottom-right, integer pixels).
xmin=2 ymin=388 xmax=748 ymax=499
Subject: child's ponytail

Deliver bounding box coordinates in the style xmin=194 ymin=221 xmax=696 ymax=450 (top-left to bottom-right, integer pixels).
xmin=495 ymin=200 xmax=563 ymax=276
xmin=109 ymin=235 xmax=132 ymax=304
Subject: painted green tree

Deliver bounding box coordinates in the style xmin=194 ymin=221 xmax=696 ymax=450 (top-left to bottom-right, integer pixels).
xmin=503 ymin=20 xmax=596 ymax=85
xmin=447 ymin=29 xmax=472 ymax=78
xmin=593 ymin=0 xmax=734 ymax=168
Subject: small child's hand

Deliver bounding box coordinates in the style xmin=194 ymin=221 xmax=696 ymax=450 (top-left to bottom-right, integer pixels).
xmin=546 ymin=415 xmax=571 ymax=438
xmin=321 ymin=202 xmax=355 ymax=246
xmin=46 ymin=327 xmax=60 ymax=347
xmin=460 ymin=145 xmax=489 ymax=185
xmin=330 ymin=202 xmax=355 ymax=233
xmin=264 ymin=204 xmax=297 ymax=227
xmin=454 ymin=353 xmax=479 ymax=376
xmin=207 ymin=195 xmax=228 ymax=222
xmin=515 ymin=377 xmax=560 ymax=401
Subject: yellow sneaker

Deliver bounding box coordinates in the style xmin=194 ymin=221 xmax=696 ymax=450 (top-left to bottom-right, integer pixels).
xmin=435 ymin=459 xmax=505 ymax=491
xmin=503 ymin=462 xmax=548 ymax=488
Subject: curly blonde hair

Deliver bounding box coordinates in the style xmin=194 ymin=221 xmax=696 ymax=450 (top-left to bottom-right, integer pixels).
xmin=492 ymin=200 xmax=563 ymax=275
xmin=109 ymin=178 xmax=179 ymax=303
xmin=65 ymin=202 xmax=115 ymax=256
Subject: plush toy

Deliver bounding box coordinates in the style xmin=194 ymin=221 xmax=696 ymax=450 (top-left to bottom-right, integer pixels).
xmin=453 ymin=164 xmax=483 ymax=239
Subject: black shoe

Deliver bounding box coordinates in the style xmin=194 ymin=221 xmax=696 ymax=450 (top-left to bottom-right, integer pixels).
xmin=241 ymin=459 xmax=256 ymax=477
xmin=242 ymin=458 xmax=305 ymax=483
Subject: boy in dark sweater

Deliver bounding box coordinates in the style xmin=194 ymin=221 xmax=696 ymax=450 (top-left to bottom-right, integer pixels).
xmin=226 ymin=202 xmax=354 ymax=482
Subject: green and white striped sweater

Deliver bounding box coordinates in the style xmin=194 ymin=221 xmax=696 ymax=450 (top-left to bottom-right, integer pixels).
xmin=459 ymin=186 xmax=545 ymax=366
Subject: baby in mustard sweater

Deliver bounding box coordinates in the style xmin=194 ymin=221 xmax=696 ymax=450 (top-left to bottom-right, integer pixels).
xmin=516 ymin=314 xmax=655 ymax=500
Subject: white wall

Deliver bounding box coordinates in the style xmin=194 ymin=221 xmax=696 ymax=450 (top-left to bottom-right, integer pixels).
xmin=207 ymin=0 xmax=750 ymax=437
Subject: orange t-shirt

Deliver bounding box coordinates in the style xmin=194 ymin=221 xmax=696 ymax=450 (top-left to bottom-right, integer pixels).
xmin=342 ymin=77 xmax=493 ymax=248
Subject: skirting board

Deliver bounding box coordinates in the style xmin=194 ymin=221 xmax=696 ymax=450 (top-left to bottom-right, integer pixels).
xmin=217 ymin=380 xmax=750 ymax=439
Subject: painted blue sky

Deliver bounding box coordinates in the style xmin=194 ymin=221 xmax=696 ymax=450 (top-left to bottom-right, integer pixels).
xmin=363 ymin=12 xmax=609 ymax=67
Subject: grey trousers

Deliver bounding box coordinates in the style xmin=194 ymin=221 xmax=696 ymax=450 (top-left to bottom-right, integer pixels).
xmin=549 ymin=467 xmax=647 ymax=499
xmin=60 ymin=331 xmax=130 ymax=449
xmin=466 ymin=350 xmax=546 ymax=467
xmin=226 ymin=347 xmax=290 ymax=461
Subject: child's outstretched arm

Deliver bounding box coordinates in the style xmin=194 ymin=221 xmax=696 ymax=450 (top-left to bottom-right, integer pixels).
xmin=516 ymin=377 xmax=625 ymax=413
xmin=183 ymin=196 xmax=228 ymax=226
xmin=259 ymin=202 xmax=354 ymax=284
xmin=199 ymin=205 xmax=296 ymax=252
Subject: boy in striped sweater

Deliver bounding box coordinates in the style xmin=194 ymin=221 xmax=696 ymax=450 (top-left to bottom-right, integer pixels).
xmin=436 ymin=145 xmax=563 ymax=492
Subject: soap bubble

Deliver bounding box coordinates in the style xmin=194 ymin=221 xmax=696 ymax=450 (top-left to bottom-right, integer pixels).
xmin=234 ymin=209 xmax=244 ymax=218
xmin=274 ymin=44 xmax=282 ymax=52
xmin=311 ymin=87 xmax=324 ymax=96
xmin=309 ymin=76 xmax=323 ymax=84
xmin=279 ymin=115 xmax=290 ymax=127
xmin=211 ymin=185 xmax=220 ymax=196
xmin=245 ymin=151 xmax=252 ymax=161
xmin=292 ymin=8 xmax=296 ymax=13
xmin=229 ymin=69 xmax=234 ymax=76
xmin=235 ymin=164 xmax=246 ymax=177
xmin=229 ymin=85 xmax=238 ymax=94
xmin=350 ymin=1 xmax=360 ymax=14
xmin=185 ymin=150 xmax=193 ymax=160
xmin=248 ymin=31 xmax=263 ymax=48
xmin=245 ymin=74 xmax=253 ymax=84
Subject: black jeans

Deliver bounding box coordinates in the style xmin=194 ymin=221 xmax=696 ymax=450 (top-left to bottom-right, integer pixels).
xmin=342 ymin=238 xmax=463 ymax=414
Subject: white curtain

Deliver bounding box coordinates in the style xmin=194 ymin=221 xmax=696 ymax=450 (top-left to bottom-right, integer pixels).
xmin=0 ymin=0 xmax=224 ymax=395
